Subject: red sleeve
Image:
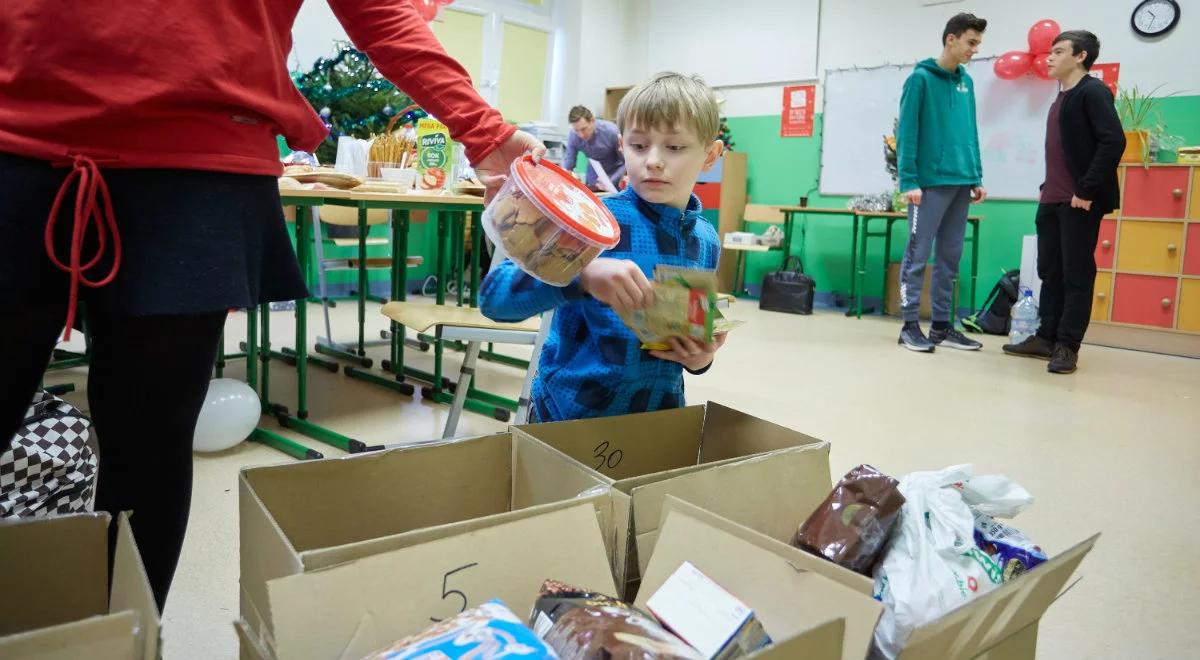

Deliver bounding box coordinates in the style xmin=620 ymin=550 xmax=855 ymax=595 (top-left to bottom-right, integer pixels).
xmin=327 ymin=0 xmax=516 ymax=164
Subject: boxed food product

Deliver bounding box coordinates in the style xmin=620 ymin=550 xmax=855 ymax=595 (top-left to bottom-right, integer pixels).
xmin=416 ymin=117 xmax=454 ymax=192
xmin=481 ymin=156 xmax=620 ymax=286
xmin=644 ymin=561 xmax=771 ymax=659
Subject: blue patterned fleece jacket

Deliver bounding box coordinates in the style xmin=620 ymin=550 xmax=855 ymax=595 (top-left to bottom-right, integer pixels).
xmin=479 ymin=186 xmax=720 ymax=423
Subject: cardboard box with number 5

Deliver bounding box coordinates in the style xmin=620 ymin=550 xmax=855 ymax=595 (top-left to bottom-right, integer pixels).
xmin=237 ymin=502 xmax=616 ymax=660
xmin=514 ymin=401 xmax=832 ymax=597
xmin=238 ymin=433 xmax=613 ymax=658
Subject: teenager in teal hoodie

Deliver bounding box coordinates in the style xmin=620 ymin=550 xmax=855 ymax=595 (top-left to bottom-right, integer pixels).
xmin=896 ymin=13 xmax=988 ymax=353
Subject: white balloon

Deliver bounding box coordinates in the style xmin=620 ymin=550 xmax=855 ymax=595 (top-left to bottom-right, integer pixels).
xmin=193 ymin=378 xmax=261 ymax=453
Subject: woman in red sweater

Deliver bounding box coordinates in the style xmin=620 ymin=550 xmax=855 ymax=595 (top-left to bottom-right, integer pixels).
xmin=0 ymin=0 xmax=541 ymax=609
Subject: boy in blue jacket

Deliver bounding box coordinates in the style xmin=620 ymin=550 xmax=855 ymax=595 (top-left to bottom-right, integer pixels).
xmin=480 ymin=72 xmax=727 ymax=423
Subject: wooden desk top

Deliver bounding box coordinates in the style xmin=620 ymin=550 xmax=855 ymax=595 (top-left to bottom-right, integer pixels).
xmin=855 ymin=210 xmax=983 ymax=220
xmin=773 ymin=206 xmax=855 ymax=214
xmin=278 ymin=187 xmax=485 ymax=208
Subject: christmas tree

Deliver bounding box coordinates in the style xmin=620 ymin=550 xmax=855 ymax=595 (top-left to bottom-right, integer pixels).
xmin=717 ymin=117 xmax=734 ymax=151
xmin=292 ymin=42 xmax=423 ymax=164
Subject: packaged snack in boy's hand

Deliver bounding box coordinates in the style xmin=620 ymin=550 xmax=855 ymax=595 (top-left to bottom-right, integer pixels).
xmin=791 ymin=464 xmax=906 ymax=575
xmin=973 ymin=512 xmax=1047 ymax=581
xmin=530 ymin=580 xmax=702 ymax=660
xmin=365 ymin=599 xmax=556 ymax=659
xmin=618 ymin=266 xmax=744 ymax=351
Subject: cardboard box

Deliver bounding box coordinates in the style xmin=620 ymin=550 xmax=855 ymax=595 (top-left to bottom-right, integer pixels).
xmin=0 ymin=512 xmax=159 ymax=660
xmin=239 ymin=432 xmax=612 ymax=653
xmin=886 ymin=261 xmax=933 ymax=319
xmin=643 ymin=498 xmax=1099 ymax=660
xmin=238 ymin=502 xmax=616 ymax=660
xmin=515 ymin=402 xmax=832 ymax=595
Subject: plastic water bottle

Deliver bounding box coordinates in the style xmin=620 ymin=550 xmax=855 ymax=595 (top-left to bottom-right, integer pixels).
xmin=1009 ymin=288 xmax=1040 ymax=345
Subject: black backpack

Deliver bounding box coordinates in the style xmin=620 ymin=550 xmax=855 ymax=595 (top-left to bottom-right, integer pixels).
xmin=963 ymin=269 xmax=1021 ymax=335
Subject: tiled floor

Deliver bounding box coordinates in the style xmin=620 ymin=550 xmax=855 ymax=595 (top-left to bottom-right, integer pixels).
xmin=44 ymin=299 xmax=1200 ymax=659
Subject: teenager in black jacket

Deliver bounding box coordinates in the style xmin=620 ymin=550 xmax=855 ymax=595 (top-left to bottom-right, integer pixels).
xmin=1004 ymin=30 xmax=1125 ymax=374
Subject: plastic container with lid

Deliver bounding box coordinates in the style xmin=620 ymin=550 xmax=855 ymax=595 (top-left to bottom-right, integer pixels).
xmin=481 ymin=155 xmax=620 ymax=286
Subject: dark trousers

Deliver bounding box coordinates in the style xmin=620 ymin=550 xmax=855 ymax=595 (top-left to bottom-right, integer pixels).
xmin=1 ymin=305 xmax=226 ymax=611
xmin=1034 ymin=202 xmax=1105 ymax=351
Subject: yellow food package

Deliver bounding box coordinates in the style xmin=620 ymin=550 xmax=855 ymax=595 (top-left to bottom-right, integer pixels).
xmin=416 ymin=117 xmax=455 ymax=191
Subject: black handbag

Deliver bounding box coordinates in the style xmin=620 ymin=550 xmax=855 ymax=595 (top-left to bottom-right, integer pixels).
xmin=759 ymin=257 xmax=815 ymax=315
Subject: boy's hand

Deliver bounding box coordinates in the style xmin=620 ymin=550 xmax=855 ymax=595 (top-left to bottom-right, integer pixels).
xmin=580 ymin=258 xmax=655 ymax=313
xmin=650 ymin=333 xmax=728 ymax=372
xmin=972 ymin=186 xmax=987 ymax=203
xmin=1070 ymin=195 xmax=1093 ymax=211
xmin=903 ymin=189 xmax=923 ymax=206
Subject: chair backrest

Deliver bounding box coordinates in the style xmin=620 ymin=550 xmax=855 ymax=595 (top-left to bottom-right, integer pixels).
xmin=743 ymin=204 xmax=786 ymax=224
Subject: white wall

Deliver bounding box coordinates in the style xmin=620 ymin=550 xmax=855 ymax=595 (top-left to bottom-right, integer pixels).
xmin=581 ymin=0 xmax=1200 ymax=118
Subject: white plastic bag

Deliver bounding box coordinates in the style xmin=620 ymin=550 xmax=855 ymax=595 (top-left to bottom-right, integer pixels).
xmin=871 ymin=465 xmax=1005 ymax=660
xmin=952 ymin=474 xmax=1034 ymax=518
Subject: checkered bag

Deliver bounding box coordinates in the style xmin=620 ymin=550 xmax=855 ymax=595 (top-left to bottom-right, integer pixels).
xmin=1 ymin=391 xmax=97 ymax=517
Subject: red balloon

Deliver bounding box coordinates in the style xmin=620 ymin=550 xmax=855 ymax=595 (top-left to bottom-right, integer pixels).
xmin=435 ymin=0 xmax=454 ymax=5
xmin=1028 ymin=19 xmax=1061 ymax=54
xmin=1032 ymin=52 xmax=1054 ymax=80
xmin=994 ymin=51 xmax=1034 ymax=80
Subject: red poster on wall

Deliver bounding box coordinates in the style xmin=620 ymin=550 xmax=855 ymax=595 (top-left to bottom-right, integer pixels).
xmin=1089 ymin=63 xmax=1120 ymax=96
xmin=781 ymin=84 xmax=815 ymax=137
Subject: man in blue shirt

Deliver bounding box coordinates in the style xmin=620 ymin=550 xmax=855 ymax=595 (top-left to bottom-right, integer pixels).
xmin=483 ymin=73 xmax=726 ymax=423
xmin=563 ymin=105 xmax=625 ymax=191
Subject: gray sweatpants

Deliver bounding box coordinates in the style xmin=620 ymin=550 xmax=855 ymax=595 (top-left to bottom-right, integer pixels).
xmin=899 ymin=185 xmax=972 ymax=323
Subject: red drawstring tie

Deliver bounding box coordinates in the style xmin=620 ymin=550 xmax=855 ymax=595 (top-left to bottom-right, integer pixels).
xmin=44 ymin=155 xmax=122 ymax=340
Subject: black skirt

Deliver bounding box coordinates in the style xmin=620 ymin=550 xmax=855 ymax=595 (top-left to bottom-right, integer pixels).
xmin=0 ymin=152 xmax=307 ymax=315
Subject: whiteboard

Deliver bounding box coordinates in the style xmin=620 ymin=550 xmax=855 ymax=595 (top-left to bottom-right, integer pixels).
xmin=819 ymin=58 xmax=1058 ymax=200
xmin=646 ymin=0 xmax=819 ymax=87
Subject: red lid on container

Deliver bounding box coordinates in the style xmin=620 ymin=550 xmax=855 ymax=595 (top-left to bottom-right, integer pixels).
xmin=510 ymin=156 xmax=620 ymax=248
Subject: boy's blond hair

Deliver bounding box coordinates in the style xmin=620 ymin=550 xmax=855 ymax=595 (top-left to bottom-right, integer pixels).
xmin=616 ymin=72 xmax=720 ymax=143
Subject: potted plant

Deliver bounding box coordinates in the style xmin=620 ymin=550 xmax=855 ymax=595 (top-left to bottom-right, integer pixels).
xmin=1116 ymin=85 xmax=1176 ymax=166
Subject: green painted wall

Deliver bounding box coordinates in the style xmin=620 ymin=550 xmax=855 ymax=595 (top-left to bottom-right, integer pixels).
xmin=727 ymin=95 xmax=1200 ymax=309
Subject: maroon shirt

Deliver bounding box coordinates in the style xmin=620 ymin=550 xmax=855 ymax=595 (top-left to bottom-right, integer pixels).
xmin=1041 ymin=92 xmax=1074 ymax=203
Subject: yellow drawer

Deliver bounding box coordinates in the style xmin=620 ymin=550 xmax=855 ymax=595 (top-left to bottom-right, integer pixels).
xmin=1092 ymin=272 xmax=1112 ymax=322
xmin=1180 ymin=279 xmax=1200 ymax=332
xmin=1116 ymin=220 xmax=1184 ymax=274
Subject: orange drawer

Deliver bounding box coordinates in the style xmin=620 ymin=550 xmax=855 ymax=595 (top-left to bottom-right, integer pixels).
xmin=1123 ymin=166 xmax=1189 ymax=218
xmin=1186 ymin=224 xmax=1200 ymax=276
xmin=1179 ymin=280 xmax=1200 ymax=333
xmin=1111 ymin=274 xmax=1178 ymax=328
xmin=1092 ymin=272 xmax=1112 ymax=322
xmin=1116 ymin=220 xmax=1184 ymax=274
xmin=1095 ymin=218 xmax=1117 ymax=269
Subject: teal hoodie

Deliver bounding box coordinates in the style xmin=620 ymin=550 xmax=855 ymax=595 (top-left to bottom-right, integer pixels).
xmin=897 ymin=58 xmax=983 ymax=193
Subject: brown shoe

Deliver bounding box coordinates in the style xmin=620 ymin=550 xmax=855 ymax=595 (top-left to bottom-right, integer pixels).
xmin=1002 ymin=335 xmax=1053 ymax=360
xmin=1048 ymin=344 xmax=1078 ymax=374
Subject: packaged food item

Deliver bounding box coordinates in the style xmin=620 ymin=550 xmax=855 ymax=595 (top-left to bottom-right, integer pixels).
xmin=973 ymin=512 xmax=1047 ymax=581
xmin=618 ymin=266 xmax=741 ymax=351
xmin=791 ymin=464 xmax=905 ymax=576
xmin=530 ymin=580 xmax=701 ymax=660
xmin=416 ymin=117 xmax=455 ymax=192
xmin=481 ymin=156 xmax=620 ymax=286
xmin=644 ymin=562 xmax=771 ymax=659
xmin=365 ymin=599 xmax=556 ymax=659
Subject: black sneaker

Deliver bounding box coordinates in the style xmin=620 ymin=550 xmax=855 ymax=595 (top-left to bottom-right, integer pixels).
xmin=929 ymin=326 xmax=982 ymax=351
xmin=898 ymin=324 xmax=935 ymax=353
xmin=1048 ymin=344 xmax=1078 ymax=374
xmin=1002 ymin=335 xmax=1054 ymax=360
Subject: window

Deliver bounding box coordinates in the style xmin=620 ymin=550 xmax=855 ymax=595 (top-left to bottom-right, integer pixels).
xmin=425 ymin=1 xmax=554 ymax=123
